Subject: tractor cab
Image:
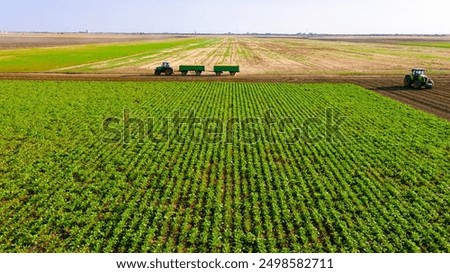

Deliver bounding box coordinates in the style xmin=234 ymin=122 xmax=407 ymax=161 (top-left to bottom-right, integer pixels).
xmin=412 ymin=68 xmax=425 ymax=78
xmin=162 ymin=62 xmax=171 ymax=68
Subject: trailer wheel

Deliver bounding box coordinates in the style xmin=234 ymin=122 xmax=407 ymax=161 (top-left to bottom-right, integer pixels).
xmin=195 ymin=71 xmax=202 ymax=76
xmin=230 ymin=72 xmax=236 ymax=76
xmin=215 ymin=72 xmax=222 ymax=76
xmin=181 ymin=71 xmax=187 ymax=76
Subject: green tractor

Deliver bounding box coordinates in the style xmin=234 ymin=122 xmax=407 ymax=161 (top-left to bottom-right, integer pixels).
xmin=155 ymin=62 xmax=174 ymax=76
xmin=404 ymin=68 xmax=434 ymax=89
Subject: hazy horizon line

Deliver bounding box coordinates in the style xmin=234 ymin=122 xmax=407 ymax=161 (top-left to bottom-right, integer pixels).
xmin=1 ymin=31 xmax=449 ymax=36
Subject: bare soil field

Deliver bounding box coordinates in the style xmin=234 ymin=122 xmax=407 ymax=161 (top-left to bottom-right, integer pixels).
xmin=0 ymin=33 xmax=186 ymax=49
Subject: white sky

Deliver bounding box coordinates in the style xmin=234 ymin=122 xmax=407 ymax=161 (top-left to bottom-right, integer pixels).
xmin=1 ymin=0 xmax=449 ymax=34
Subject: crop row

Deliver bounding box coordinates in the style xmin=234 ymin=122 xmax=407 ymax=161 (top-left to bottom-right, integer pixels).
xmin=0 ymin=80 xmax=449 ymax=252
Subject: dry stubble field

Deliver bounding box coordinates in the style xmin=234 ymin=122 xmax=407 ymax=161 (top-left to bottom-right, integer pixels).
xmin=50 ymin=36 xmax=450 ymax=76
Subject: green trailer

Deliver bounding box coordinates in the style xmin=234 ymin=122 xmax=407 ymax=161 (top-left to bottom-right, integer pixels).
xmin=214 ymin=65 xmax=240 ymax=76
xmin=179 ymin=65 xmax=205 ymax=76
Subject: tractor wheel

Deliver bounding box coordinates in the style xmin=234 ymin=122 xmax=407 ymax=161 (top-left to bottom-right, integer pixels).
xmin=413 ymin=80 xmax=422 ymax=90
xmin=165 ymin=68 xmax=173 ymax=76
xmin=426 ymin=80 xmax=434 ymax=89
xmin=403 ymin=75 xmax=412 ymax=87
xmin=155 ymin=70 xmax=161 ymax=76
xmin=230 ymin=72 xmax=236 ymax=76
xmin=181 ymin=71 xmax=187 ymax=76
xmin=195 ymin=71 xmax=202 ymax=76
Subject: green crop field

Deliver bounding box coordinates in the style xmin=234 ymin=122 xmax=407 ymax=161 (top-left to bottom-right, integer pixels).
xmin=0 ymin=81 xmax=449 ymax=253
xmin=401 ymin=42 xmax=450 ymax=49
xmin=0 ymin=38 xmax=203 ymax=72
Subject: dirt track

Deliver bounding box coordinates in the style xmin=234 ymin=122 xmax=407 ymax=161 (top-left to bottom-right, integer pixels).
xmin=1 ymin=72 xmax=449 ymax=121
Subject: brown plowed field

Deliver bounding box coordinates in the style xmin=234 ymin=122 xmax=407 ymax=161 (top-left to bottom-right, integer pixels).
xmin=1 ymin=72 xmax=449 ymax=120
xmin=348 ymin=75 xmax=450 ymax=120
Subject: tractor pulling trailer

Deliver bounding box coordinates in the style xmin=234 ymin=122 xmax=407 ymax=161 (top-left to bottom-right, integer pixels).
xmin=155 ymin=62 xmax=239 ymax=76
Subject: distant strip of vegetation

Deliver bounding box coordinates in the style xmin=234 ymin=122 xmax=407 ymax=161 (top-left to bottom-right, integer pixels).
xmin=400 ymin=42 xmax=450 ymax=49
xmin=0 ymin=38 xmax=204 ymax=72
